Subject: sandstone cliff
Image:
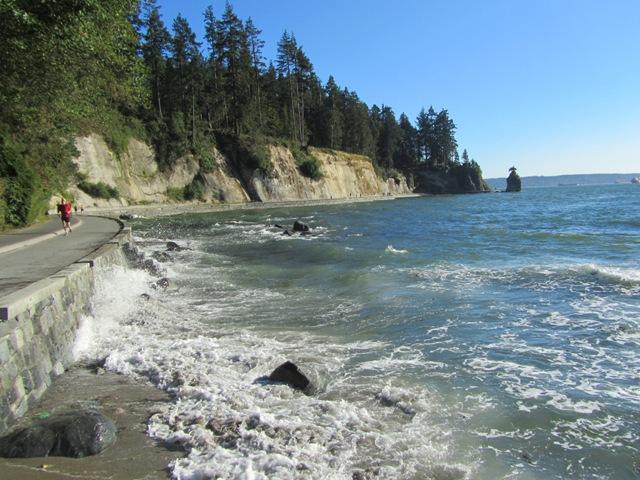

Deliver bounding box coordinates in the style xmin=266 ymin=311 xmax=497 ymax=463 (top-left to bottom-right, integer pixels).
xmin=63 ymin=135 xmax=411 ymax=209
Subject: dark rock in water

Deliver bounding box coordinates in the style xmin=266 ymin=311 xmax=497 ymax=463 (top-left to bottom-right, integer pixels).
xmin=140 ymin=293 xmax=151 ymax=300
xmin=156 ymin=277 xmax=170 ymax=289
xmin=119 ymin=213 xmax=133 ymax=221
xmin=268 ymin=361 xmax=311 ymax=392
xmin=282 ymin=230 xmax=291 ymax=236
xmin=142 ymin=259 xmax=162 ymax=276
xmin=292 ymin=220 xmax=310 ymax=232
xmin=166 ymin=241 xmax=183 ymax=251
xmin=506 ymin=166 xmax=522 ymax=192
xmin=152 ymin=251 xmax=172 ymax=263
xmin=0 ymin=411 xmax=117 ymax=458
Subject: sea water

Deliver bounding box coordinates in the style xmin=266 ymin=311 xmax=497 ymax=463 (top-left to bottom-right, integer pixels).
xmin=74 ymin=184 xmax=640 ymax=479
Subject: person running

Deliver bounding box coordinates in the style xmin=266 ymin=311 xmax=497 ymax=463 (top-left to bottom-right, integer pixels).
xmin=57 ymin=196 xmax=73 ymax=235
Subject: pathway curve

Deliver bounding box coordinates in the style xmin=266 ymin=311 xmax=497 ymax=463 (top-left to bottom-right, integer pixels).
xmin=0 ymin=216 xmax=121 ymax=297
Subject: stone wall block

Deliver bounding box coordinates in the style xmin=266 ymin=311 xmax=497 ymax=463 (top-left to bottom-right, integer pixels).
xmin=0 ymin=336 xmax=11 ymax=363
xmin=0 ymin=236 xmax=130 ymax=435
xmin=10 ymin=328 xmax=25 ymax=351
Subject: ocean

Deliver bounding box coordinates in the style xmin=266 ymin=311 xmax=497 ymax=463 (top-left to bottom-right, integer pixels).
xmin=74 ymin=184 xmax=640 ymax=479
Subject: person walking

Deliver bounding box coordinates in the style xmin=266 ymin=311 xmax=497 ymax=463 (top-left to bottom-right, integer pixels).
xmin=57 ymin=196 xmax=73 ymax=235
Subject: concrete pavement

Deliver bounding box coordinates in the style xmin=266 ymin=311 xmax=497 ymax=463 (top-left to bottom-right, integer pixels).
xmin=0 ymin=216 xmax=121 ymax=297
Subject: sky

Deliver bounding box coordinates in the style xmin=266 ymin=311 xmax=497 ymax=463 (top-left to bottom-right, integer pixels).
xmin=156 ymin=0 xmax=640 ymax=178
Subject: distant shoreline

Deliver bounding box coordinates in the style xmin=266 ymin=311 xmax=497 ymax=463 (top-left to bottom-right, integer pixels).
xmin=80 ymin=193 xmax=424 ymax=220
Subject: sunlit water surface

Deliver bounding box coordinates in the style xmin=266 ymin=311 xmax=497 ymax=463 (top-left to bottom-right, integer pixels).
xmin=76 ymin=184 xmax=640 ymax=479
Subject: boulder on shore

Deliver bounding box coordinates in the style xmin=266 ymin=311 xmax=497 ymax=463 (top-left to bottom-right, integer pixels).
xmin=0 ymin=410 xmax=117 ymax=458
xmin=268 ymin=361 xmax=312 ymax=392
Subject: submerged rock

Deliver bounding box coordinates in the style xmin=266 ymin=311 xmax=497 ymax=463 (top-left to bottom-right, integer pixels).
xmin=268 ymin=361 xmax=311 ymax=392
xmin=166 ymin=241 xmax=184 ymax=252
xmin=292 ymin=220 xmax=310 ymax=233
xmin=0 ymin=410 xmax=117 ymax=458
xmin=152 ymin=251 xmax=172 ymax=263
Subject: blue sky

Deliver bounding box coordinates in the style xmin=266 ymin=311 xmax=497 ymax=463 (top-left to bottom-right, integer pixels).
xmin=156 ymin=0 xmax=639 ymax=178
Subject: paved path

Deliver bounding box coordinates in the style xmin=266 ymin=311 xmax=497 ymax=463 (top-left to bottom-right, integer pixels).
xmin=0 ymin=216 xmax=121 ymax=297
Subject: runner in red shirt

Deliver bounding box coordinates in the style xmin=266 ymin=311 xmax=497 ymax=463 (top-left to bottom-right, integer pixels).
xmin=57 ymin=196 xmax=73 ymax=235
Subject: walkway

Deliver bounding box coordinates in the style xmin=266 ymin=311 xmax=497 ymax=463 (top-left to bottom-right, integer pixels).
xmin=0 ymin=216 xmax=121 ymax=298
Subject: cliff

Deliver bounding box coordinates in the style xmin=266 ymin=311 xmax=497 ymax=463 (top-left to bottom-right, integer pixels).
xmin=64 ymin=135 xmax=411 ymax=209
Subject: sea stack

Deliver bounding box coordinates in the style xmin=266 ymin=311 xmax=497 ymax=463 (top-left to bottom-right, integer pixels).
xmin=506 ymin=166 xmax=522 ymax=192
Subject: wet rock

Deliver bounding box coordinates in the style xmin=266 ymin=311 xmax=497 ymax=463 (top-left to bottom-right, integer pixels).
xmin=292 ymin=220 xmax=310 ymax=232
xmin=166 ymin=241 xmax=184 ymax=252
xmin=142 ymin=259 xmax=162 ymax=276
xmin=119 ymin=213 xmax=133 ymax=221
xmin=140 ymin=293 xmax=151 ymax=300
xmin=282 ymin=230 xmax=291 ymax=236
xmin=0 ymin=411 xmax=117 ymax=458
xmin=206 ymin=419 xmax=241 ymax=449
xmin=152 ymin=251 xmax=172 ymax=263
xmin=268 ymin=361 xmax=311 ymax=392
xmin=155 ymin=277 xmax=171 ymax=289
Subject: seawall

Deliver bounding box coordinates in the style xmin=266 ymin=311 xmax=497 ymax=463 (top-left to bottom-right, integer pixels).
xmin=0 ymin=225 xmax=132 ymax=434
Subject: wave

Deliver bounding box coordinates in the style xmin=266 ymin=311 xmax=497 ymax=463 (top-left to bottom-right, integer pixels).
xmin=385 ymin=245 xmax=408 ymax=254
xmin=74 ymin=255 xmax=472 ymax=479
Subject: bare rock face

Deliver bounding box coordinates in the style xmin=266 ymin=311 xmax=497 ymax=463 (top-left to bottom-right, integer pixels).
xmin=0 ymin=410 xmax=117 ymax=458
xmin=268 ymin=361 xmax=311 ymax=392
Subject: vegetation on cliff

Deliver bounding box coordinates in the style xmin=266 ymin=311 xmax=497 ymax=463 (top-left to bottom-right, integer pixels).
xmin=0 ymin=0 xmax=486 ymax=228
xmin=506 ymin=167 xmax=522 ymax=192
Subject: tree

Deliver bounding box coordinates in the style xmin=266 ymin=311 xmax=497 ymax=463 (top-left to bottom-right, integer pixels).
xmin=395 ymin=113 xmax=418 ymax=169
xmin=142 ymin=1 xmax=170 ymax=119
xmin=375 ymin=106 xmax=400 ymax=169
xmin=170 ymin=14 xmax=203 ymax=147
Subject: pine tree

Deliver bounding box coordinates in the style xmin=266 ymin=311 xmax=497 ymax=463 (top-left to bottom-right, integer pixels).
xmin=142 ymin=1 xmax=170 ymax=119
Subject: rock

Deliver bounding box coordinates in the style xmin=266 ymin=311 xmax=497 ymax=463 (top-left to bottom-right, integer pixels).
xmin=292 ymin=220 xmax=310 ymax=232
xmin=506 ymin=166 xmax=522 ymax=192
xmin=166 ymin=241 xmax=183 ymax=251
xmin=152 ymin=251 xmax=172 ymax=263
xmin=142 ymin=259 xmax=162 ymax=276
xmin=140 ymin=293 xmax=151 ymax=300
xmin=119 ymin=213 xmax=133 ymax=221
xmin=156 ymin=277 xmax=170 ymax=289
xmin=282 ymin=230 xmax=291 ymax=236
xmin=0 ymin=411 xmax=117 ymax=458
xmin=268 ymin=361 xmax=311 ymax=392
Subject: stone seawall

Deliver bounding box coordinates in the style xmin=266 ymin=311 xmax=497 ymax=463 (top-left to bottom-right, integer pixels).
xmin=0 ymin=227 xmax=132 ymax=434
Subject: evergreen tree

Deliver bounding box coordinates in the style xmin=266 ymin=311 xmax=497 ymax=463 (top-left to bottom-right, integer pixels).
xmin=142 ymin=1 xmax=170 ymax=119
xmin=395 ymin=113 xmax=418 ymax=169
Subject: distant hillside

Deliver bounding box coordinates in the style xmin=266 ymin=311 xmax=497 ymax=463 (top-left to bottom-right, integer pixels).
xmin=486 ymin=173 xmax=640 ymax=190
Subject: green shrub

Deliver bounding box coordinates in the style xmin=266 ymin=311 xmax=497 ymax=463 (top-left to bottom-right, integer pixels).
xmin=0 ymin=138 xmax=46 ymax=226
xmin=215 ymin=133 xmax=273 ymax=175
xmin=184 ymin=176 xmax=205 ymax=201
xmin=165 ymin=187 xmax=185 ymax=202
xmin=291 ymin=145 xmax=322 ymax=180
xmin=77 ymin=180 xmax=119 ymax=199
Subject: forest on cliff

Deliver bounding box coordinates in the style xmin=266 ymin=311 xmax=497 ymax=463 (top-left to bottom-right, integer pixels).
xmin=0 ymin=0 xmax=484 ymax=228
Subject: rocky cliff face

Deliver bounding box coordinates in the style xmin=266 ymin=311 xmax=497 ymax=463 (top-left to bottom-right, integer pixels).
xmin=63 ymin=135 xmax=411 ymax=208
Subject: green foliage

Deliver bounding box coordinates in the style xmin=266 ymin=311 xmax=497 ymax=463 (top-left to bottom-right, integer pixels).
xmin=184 ymin=176 xmax=205 ymax=201
xmin=165 ymin=186 xmax=185 ymax=202
xmin=77 ymin=181 xmax=119 ymax=199
xmin=215 ymin=133 xmax=273 ymax=175
xmin=290 ymin=145 xmax=322 ymax=179
xmin=0 ymin=137 xmax=48 ymax=226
